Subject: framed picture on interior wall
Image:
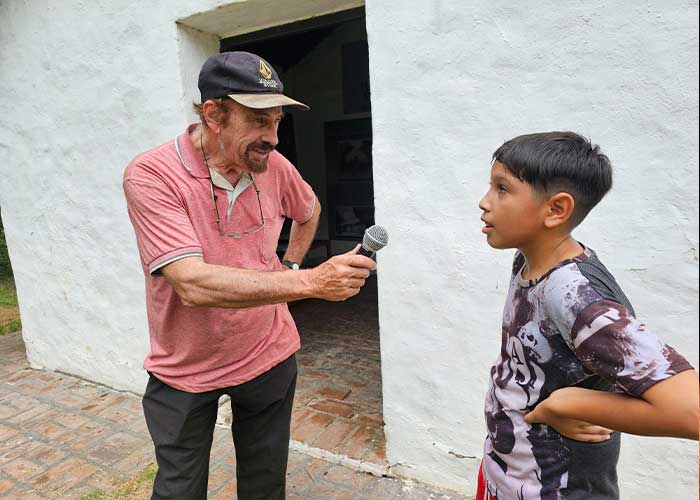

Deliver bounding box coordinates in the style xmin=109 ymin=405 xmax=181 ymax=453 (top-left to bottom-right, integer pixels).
xmin=325 ymin=118 xmax=374 ymax=241
xmin=342 ymin=40 xmax=371 ymax=114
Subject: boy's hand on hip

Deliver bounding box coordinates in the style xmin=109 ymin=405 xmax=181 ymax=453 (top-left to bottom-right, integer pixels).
xmin=525 ymin=388 xmax=613 ymax=443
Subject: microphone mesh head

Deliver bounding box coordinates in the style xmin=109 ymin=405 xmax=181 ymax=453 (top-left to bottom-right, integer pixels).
xmin=363 ymin=225 xmax=389 ymax=253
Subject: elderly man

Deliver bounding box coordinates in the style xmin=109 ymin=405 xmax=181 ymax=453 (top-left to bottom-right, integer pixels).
xmin=123 ymin=51 xmax=375 ymax=500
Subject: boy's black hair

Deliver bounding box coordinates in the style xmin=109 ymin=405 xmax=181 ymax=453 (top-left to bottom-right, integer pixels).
xmin=493 ymin=131 xmax=613 ymax=228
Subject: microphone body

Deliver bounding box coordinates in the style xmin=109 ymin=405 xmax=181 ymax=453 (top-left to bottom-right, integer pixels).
xmin=358 ymin=246 xmax=375 ymax=258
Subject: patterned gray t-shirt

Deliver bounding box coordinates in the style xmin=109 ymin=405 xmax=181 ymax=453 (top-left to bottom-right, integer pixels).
xmin=482 ymin=246 xmax=693 ymax=500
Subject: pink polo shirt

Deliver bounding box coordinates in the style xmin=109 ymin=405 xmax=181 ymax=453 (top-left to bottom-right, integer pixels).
xmin=123 ymin=125 xmax=315 ymax=392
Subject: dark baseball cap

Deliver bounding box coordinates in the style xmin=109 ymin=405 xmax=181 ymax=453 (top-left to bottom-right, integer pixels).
xmin=198 ymin=51 xmax=309 ymax=111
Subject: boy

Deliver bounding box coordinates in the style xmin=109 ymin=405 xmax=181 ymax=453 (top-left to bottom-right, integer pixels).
xmin=477 ymin=131 xmax=698 ymax=500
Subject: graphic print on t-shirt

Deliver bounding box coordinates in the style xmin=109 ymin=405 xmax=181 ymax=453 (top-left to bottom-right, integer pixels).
xmin=482 ymin=248 xmax=693 ymax=500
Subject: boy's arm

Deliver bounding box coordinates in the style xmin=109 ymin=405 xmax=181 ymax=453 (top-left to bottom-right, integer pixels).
xmin=525 ymin=370 xmax=699 ymax=440
xmin=535 ymin=293 xmax=698 ymax=442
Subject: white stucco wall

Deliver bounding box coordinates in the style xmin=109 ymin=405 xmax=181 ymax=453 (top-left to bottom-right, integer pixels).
xmin=366 ymin=0 xmax=699 ymax=497
xmin=0 ymin=0 xmax=362 ymax=390
xmin=1 ymin=0 xmax=697 ymax=498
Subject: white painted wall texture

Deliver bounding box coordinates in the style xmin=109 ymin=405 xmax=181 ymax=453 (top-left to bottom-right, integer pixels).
xmin=0 ymin=0 xmax=362 ymax=392
xmin=366 ymin=0 xmax=698 ymax=497
xmin=0 ymin=0 xmax=228 ymax=393
xmin=0 ymin=0 xmax=698 ymax=498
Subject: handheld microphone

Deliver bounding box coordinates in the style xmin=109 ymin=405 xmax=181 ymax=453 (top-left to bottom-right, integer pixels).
xmin=359 ymin=225 xmax=389 ymax=258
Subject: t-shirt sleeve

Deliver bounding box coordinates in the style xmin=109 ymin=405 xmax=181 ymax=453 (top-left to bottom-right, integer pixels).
xmin=123 ymin=171 xmax=203 ymax=274
xmin=277 ymin=155 xmax=315 ymax=223
xmin=569 ymin=300 xmax=694 ymax=396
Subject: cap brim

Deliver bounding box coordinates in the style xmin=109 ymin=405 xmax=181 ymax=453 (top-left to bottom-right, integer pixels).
xmin=228 ymin=93 xmax=309 ymax=111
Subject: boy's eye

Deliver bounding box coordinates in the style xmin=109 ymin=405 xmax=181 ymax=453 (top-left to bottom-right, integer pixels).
xmin=488 ymin=181 xmax=508 ymax=193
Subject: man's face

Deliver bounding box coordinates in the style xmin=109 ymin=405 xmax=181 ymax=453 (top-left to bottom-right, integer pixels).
xmin=218 ymin=102 xmax=283 ymax=173
xmin=478 ymin=160 xmax=547 ymax=250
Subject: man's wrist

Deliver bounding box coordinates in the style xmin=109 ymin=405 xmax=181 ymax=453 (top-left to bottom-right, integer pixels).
xmin=281 ymin=260 xmax=300 ymax=270
xmin=297 ymin=269 xmax=317 ymax=299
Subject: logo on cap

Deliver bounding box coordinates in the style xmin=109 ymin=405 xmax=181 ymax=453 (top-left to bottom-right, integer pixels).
xmin=259 ymin=60 xmax=273 ymax=80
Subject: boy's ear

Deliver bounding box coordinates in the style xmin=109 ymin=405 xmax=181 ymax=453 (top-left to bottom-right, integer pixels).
xmin=544 ymin=192 xmax=575 ymax=229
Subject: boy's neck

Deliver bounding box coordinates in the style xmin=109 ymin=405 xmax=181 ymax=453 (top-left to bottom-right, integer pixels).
xmin=520 ymin=234 xmax=584 ymax=280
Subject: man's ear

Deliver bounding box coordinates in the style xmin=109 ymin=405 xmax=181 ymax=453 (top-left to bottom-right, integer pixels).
xmin=202 ymin=100 xmax=222 ymax=134
xmin=544 ymin=192 xmax=575 ymax=229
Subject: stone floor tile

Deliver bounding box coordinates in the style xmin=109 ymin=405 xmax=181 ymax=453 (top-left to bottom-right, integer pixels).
xmin=317 ymin=386 xmax=352 ymax=400
xmin=305 ymin=480 xmax=359 ymax=500
xmin=0 ymin=422 xmax=19 ymax=442
xmin=309 ymin=399 xmax=355 ymax=418
xmin=0 ymin=435 xmax=42 ymax=465
xmin=111 ymin=445 xmax=155 ymax=477
xmin=0 ymin=404 xmax=24 ymax=420
xmin=51 ymin=411 xmax=95 ymax=430
xmin=1 ymin=486 xmax=45 ymax=500
xmin=2 ymin=457 xmax=46 ymax=481
xmin=291 ymin=412 xmax=333 ymax=443
xmin=312 ymin=419 xmax=356 ymax=451
xmin=343 ymin=424 xmax=380 ymax=461
xmin=364 ymin=476 xmax=406 ymax=498
xmin=210 ymin=478 xmax=238 ymax=500
xmin=63 ymin=423 xmax=113 ymax=453
xmin=362 ymin=438 xmax=387 ymax=463
xmin=4 ymin=402 xmax=53 ymax=425
xmin=323 ymin=463 xmax=375 ymax=490
xmin=290 ymin=407 xmax=312 ymax=433
xmin=26 ymin=441 xmax=67 ymax=467
xmin=85 ymin=431 xmax=149 ymax=466
xmin=28 ymin=457 xmax=97 ymax=491
xmin=0 ymin=479 xmax=15 ymax=495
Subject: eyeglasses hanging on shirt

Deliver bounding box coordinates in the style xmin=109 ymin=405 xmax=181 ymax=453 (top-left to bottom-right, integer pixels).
xmin=199 ymin=136 xmax=265 ymax=239
xmin=175 ymin=135 xmax=265 ymax=239
xmin=206 ymin=173 xmax=265 ymax=239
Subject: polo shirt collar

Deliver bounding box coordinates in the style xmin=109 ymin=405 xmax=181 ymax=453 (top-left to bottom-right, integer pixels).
xmin=174 ymin=124 xmax=212 ymax=179
xmin=176 ymin=125 xmax=254 ymax=191
xmin=176 ymin=125 xmax=256 ymax=219
xmin=208 ymin=168 xmax=253 ymax=193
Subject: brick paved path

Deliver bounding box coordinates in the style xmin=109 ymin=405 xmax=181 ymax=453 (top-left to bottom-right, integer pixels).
xmin=216 ymin=275 xmax=388 ymax=470
xmin=287 ymin=276 xmax=386 ymax=464
xmin=0 ymin=332 xmax=460 ymax=499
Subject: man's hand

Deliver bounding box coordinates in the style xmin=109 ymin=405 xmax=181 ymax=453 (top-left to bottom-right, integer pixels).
xmin=160 ymin=244 xmax=376 ymax=308
xmin=308 ymin=244 xmax=376 ymax=301
xmin=525 ymin=387 xmax=613 ymax=443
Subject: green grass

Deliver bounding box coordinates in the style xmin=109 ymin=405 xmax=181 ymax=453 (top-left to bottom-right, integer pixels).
xmin=0 ymin=319 xmax=21 ymax=336
xmin=0 ymin=278 xmax=17 ymax=305
xmin=0 ymin=278 xmax=21 ymax=335
xmin=82 ymin=463 xmax=158 ymax=500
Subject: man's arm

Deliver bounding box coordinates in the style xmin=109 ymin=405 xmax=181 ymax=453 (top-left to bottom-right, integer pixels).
xmin=161 ymin=245 xmax=375 ymax=309
xmin=525 ymin=370 xmax=699 ymax=440
xmin=283 ymin=196 xmax=321 ymax=265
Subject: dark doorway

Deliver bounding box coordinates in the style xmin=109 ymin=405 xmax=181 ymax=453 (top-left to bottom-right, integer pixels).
xmin=219 ymin=7 xmax=385 ymax=465
xmin=221 ymin=6 xmax=374 ymax=264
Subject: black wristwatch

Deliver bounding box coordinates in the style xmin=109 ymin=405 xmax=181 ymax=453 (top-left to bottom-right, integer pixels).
xmin=281 ymin=260 xmax=300 ymax=270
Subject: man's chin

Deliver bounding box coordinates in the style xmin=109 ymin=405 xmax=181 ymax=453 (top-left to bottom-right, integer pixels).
xmin=245 ymin=156 xmax=269 ymax=173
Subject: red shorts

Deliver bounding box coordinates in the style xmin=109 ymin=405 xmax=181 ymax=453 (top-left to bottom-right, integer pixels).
xmin=476 ymin=462 xmax=496 ymax=500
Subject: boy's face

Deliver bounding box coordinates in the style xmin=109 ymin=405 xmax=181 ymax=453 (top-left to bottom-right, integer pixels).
xmin=479 ymin=160 xmax=548 ymax=249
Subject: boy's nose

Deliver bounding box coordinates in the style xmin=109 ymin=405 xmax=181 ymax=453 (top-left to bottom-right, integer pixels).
xmin=478 ymin=194 xmax=489 ymax=211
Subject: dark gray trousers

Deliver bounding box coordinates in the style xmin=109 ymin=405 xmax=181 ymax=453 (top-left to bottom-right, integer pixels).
xmin=142 ymin=355 xmax=297 ymax=500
